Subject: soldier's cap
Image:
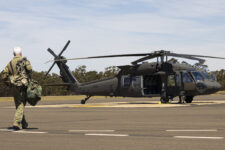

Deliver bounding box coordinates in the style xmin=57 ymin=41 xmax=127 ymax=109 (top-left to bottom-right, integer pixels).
xmin=13 ymin=47 xmax=22 ymax=55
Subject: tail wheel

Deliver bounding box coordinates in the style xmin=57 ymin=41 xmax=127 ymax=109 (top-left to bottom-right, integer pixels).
xmin=184 ymin=96 xmax=194 ymax=103
xmin=81 ymin=99 xmax=86 ymax=104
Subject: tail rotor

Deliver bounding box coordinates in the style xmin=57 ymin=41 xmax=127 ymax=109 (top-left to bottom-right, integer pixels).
xmin=45 ymin=40 xmax=71 ymax=76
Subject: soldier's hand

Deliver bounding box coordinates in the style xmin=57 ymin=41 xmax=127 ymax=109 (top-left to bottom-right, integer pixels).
xmin=3 ymin=80 xmax=11 ymax=87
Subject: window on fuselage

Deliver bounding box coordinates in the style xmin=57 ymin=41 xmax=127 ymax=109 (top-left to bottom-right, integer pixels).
xmin=123 ymin=76 xmax=141 ymax=88
xmin=182 ymin=73 xmax=193 ymax=83
xmin=123 ymin=77 xmax=130 ymax=88
xmin=132 ymin=76 xmax=140 ymax=87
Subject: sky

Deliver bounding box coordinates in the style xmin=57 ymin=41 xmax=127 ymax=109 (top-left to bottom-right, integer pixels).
xmin=1 ymin=0 xmax=225 ymax=74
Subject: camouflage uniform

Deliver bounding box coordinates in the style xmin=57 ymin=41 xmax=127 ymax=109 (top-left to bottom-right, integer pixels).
xmin=1 ymin=56 xmax=32 ymax=129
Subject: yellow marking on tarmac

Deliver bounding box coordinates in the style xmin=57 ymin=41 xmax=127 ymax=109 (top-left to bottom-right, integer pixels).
xmin=69 ymin=105 xmax=109 ymax=108
xmin=24 ymin=102 xmax=188 ymax=108
xmin=4 ymin=100 xmax=225 ymax=109
xmin=0 ymin=97 xmax=14 ymax=102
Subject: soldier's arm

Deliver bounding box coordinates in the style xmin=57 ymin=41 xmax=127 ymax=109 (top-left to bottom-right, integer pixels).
xmin=1 ymin=65 xmax=9 ymax=80
xmin=25 ymin=59 xmax=32 ymax=72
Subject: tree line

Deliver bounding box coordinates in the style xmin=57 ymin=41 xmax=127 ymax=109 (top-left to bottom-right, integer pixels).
xmin=0 ymin=66 xmax=119 ymax=97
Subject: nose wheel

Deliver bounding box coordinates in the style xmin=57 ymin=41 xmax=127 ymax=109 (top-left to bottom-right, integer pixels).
xmin=184 ymin=96 xmax=194 ymax=103
xmin=81 ymin=96 xmax=91 ymax=104
xmin=160 ymin=96 xmax=169 ymax=104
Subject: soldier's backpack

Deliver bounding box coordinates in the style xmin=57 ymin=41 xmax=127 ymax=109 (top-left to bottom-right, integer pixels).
xmin=9 ymin=57 xmax=29 ymax=87
xmin=26 ymin=79 xmax=42 ymax=106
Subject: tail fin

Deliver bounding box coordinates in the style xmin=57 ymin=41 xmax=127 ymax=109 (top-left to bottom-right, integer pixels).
xmin=46 ymin=40 xmax=79 ymax=91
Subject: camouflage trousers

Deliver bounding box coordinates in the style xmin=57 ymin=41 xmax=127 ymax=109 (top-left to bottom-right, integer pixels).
xmin=12 ymin=87 xmax=27 ymax=127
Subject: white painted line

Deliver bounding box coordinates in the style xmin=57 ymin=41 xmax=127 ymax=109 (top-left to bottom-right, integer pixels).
xmin=85 ymin=133 xmax=129 ymax=137
xmin=166 ymin=129 xmax=218 ymax=132
xmin=14 ymin=130 xmax=47 ymax=134
xmin=69 ymin=130 xmax=115 ymax=133
xmin=0 ymin=129 xmax=47 ymax=134
xmin=0 ymin=129 xmax=14 ymax=132
xmin=174 ymin=136 xmax=224 ymax=140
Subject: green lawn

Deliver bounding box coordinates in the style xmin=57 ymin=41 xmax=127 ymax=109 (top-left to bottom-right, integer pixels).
xmin=0 ymin=95 xmax=109 ymax=102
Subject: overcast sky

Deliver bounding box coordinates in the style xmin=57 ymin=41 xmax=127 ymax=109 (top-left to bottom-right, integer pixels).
xmin=1 ymin=0 xmax=225 ymax=73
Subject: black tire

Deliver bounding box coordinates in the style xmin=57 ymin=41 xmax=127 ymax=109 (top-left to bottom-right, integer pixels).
xmin=81 ymin=99 xmax=86 ymax=104
xmin=184 ymin=96 xmax=193 ymax=103
xmin=160 ymin=96 xmax=169 ymax=104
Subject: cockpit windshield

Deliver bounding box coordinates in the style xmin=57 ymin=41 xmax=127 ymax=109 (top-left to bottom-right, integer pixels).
xmin=191 ymin=72 xmax=204 ymax=82
xmin=201 ymin=72 xmax=213 ymax=80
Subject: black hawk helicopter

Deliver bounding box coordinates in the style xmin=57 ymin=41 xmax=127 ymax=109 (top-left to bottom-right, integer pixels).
xmin=46 ymin=40 xmax=224 ymax=104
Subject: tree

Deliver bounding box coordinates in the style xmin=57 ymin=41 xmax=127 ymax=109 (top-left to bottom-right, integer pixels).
xmin=72 ymin=65 xmax=87 ymax=83
xmin=194 ymin=62 xmax=208 ymax=71
xmin=168 ymin=58 xmax=178 ymax=64
xmin=103 ymin=66 xmax=120 ymax=78
xmin=181 ymin=61 xmax=189 ymax=65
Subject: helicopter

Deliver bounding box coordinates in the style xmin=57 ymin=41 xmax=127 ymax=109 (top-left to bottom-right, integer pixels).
xmin=45 ymin=40 xmax=224 ymax=104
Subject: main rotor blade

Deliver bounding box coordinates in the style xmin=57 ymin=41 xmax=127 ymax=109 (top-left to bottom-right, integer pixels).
xmin=168 ymin=53 xmax=205 ymax=64
xmin=131 ymin=54 xmax=159 ymax=65
xmin=45 ymin=53 xmax=151 ymax=63
xmin=47 ymin=48 xmax=57 ymax=57
xmin=59 ymin=40 xmax=71 ymax=56
xmin=45 ymin=62 xmax=56 ymax=76
xmin=170 ymin=53 xmax=225 ymax=60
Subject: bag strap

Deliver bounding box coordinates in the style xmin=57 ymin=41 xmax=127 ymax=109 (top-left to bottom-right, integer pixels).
xmin=9 ymin=61 xmax=14 ymax=75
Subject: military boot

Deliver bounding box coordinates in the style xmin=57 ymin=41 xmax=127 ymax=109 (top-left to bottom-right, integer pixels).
xmin=12 ymin=126 xmax=20 ymax=130
xmin=8 ymin=126 xmax=20 ymax=131
xmin=21 ymin=119 xmax=28 ymax=129
xmin=11 ymin=122 xmax=21 ymax=131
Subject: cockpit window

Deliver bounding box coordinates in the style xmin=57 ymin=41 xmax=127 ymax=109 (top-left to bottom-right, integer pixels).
xmin=191 ymin=72 xmax=204 ymax=82
xmin=201 ymin=72 xmax=212 ymax=80
xmin=182 ymin=73 xmax=193 ymax=83
xmin=211 ymin=73 xmax=217 ymax=81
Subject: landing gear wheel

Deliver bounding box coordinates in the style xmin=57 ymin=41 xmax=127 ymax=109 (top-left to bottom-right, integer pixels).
xmin=160 ymin=96 xmax=169 ymax=104
xmin=81 ymin=99 xmax=86 ymax=104
xmin=184 ymin=96 xmax=193 ymax=103
xmin=81 ymin=96 xmax=91 ymax=104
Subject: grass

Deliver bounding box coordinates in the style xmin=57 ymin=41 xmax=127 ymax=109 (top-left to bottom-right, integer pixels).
xmin=0 ymin=95 xmax=110 ymax=102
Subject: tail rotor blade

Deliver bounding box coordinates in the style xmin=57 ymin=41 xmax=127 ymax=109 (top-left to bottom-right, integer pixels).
xmin=47 ymin=48 xmax=57 ymax=57
xmin=59 ymin=40 xmax=70 ymax=56
xmin=45 ymin=62 xmax=56 ymax=76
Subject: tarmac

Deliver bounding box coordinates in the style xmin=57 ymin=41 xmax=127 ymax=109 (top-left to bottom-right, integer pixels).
xmin=0 ymin=95 xmax=225 ymax=150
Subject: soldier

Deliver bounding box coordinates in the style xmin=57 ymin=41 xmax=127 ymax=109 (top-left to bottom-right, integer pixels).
xmin=1 ymin=47 xmax=32 ymax=130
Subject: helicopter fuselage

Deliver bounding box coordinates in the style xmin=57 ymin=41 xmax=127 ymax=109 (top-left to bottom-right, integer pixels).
xmin=70 ymin=62 xmax=221 ymax=103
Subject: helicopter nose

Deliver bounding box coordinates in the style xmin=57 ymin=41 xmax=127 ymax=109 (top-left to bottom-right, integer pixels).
xmin=207 ymin=82 xmax=222 ymax=93
xmin=216 ymin=83 xmax=222 ymax=91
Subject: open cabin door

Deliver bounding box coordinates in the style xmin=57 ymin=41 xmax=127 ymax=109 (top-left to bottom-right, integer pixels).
xmin=167 ymin=73 xmax=180 ymax=96
xmin=142 ymin=75 xmax=162 ymax=96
